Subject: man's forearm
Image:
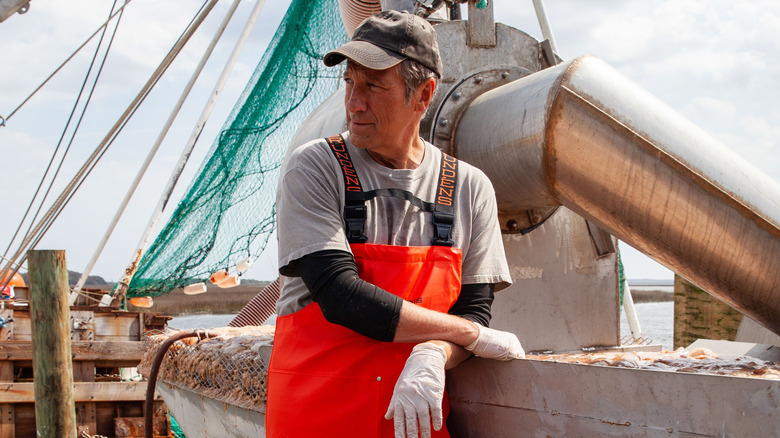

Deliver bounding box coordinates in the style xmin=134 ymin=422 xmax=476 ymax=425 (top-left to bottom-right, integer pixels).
xmin=393 ymin=300 xmax=479 ymax=350
xmin=428 ymin=340 xmax=472 ymax=370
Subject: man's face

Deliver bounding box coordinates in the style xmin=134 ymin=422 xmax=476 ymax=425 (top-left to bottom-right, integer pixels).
xmin=343 ymin=61 xmax=421 ymax=151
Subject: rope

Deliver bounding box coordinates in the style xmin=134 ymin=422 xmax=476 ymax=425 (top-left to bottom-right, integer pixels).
xmin=2 ymin=0 xmax=124 ymax=274
xmin=0 ymin=0 xmax=219 ymax=291
xmin=73 ymin=0 xmax=248 ymax=298
xmin=0 ymin=0 xmax=134 ymax=125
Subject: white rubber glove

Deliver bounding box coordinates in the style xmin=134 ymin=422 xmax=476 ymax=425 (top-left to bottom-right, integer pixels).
xmin=464 ymin=323 xmax=525 ymax=360
xmin=384 ymin=342 xmax=447 ymax=438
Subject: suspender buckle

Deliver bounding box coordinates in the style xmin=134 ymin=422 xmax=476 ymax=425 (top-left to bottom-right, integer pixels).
xmin=431 ymin=211 xmax=455 ymax=247
xmin=345 ymin=202 xmax=368 ymax=243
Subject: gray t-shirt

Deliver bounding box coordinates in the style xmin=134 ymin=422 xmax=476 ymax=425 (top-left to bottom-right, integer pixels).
xmin=276 ymin=132 xmax=511 ymax=316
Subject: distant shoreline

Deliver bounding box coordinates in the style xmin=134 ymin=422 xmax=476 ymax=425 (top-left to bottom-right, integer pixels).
xmin=112 ymin=283 xmax=673 ymax=316
xmin=629 ymin=289 xmax=673 ymax=303
xmin=86 ymin=282 xmax=271 ymax=316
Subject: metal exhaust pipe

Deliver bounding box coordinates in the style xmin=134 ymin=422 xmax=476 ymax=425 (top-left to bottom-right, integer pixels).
xmin=455 ymin=55 xmax=780 ymax=335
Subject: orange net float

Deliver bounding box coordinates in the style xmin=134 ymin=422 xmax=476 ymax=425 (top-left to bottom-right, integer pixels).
xmin=209 ymin=270 xmax=230 ymax=284
xmin=0 ymin=272 xmax=25 ymax=288
xmin=0 ymin=271 xmax=24 ymax=299
xmin=128 ymin=296 xmax=154 ymax=308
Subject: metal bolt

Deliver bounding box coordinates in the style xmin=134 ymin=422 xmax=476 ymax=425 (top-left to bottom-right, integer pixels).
xmin=474 ymin=76 xmax=483 ymax=84
xmin=502 ymin=71 xmax=509 ymax=79
xmin=506 ymin=220 xmax=519 ymax=231
xmin=438 ymin=118 xmax=449 ymax=127
xmin=452 ymin=91 xmax=462 ymax=101
xmin=532 ymin=214 xmax=542 ymax=224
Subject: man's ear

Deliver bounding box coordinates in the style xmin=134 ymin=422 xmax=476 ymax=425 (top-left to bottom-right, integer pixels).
xmin=415 ymin=78 xmax=436 ymax=112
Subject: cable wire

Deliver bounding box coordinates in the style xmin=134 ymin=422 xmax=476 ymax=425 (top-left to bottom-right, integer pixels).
xmin=2 ymin=0 xmax=123 ymax=269
xmin=0 ymin=0 xmax=134 ymax=126
xmin=0 ymin=0 xmax=217 ymax=291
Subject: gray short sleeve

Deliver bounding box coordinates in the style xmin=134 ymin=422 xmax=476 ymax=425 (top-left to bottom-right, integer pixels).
xmin=275 ymin=132 xmax=511 ymax=316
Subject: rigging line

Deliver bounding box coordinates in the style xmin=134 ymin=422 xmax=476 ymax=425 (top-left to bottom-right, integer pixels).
xmin=112 ymin=0 xmax=269 ymax=304
xmin=0 ymin=0 xmax=219 ymax=291
xmin=2 ymin=0 xmax=123 ymax=266
xmin=0 ymin=0 xmax=134 ymax=125
xmin=3 ymin=46 xmax=178 ymax=294
xmin=18 ymin=0 xmax=125 ymax=257
xmin=1 ymin=0 xmax=210 ymax=283
xmin=73 ymin=0 xmax=248 ymax=297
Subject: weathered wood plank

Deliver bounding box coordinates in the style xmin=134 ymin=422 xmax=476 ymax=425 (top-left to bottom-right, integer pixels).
xmin=0 ymin=310 xmax=12 ymax=342
xmin=74 ymin=361 xmax=97 ymax=435
xmin=76 ymin=402 xmax=97 ymax=436
xmin=9 ymin=310 xmax=143 ymax=341
xmin=0 ymin=382 xmax=154 ymax=403
xmin=8 ymin=313 xmax=29 ymax=341
xmin=93 ymin=313 xmax=141 ymax=341
xmin=0 ymin=403 xmax=13 ymax=438
xmin=70 ymin=310 xmax=95 ymax=342
xmin=0 ymin=362 xmax=13 ymax=438
xmin=0 ymin=341 xmax=142 ymax=362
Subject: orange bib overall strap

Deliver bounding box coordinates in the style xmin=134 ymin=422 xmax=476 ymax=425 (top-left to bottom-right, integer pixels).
xmin=267 ymin=135 xmax=462 ymax=438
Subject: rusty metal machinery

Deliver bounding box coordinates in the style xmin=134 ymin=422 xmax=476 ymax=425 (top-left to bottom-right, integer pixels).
xmin=455 ymin=55 xmax=780 ymax=336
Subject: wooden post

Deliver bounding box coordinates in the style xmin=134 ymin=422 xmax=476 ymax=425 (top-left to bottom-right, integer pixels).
xmin=673 ymin=274 xmax=743 ymax=349
xmin=28 ymin=250 xmax=77 ymax=438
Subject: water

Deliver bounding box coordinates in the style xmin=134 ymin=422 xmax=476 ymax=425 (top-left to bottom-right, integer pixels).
xmin=168 ymin=314 xmax=238 ymax=330
xmin=170 ymin=302 xmax=675 ymax=350
xmin=620 ymin=301 xmax=674 ymax=350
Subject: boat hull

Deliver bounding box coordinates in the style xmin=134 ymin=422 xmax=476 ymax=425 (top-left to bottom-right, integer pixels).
xmin=157 ymin=382 xmax=265 ymax=438
xmin=448 ymin=357 xmax=780 ymax=437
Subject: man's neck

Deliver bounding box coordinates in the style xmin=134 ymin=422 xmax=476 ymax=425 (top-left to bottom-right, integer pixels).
xmin=366 ymin=136 xmax=425 ymax=170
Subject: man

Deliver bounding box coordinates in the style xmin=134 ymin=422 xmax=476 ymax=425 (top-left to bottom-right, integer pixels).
xmin=268 ymin=10 xmax=524 ymax=438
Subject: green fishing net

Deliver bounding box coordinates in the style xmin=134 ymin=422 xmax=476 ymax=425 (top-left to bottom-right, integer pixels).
xmin=127 ymin=0 xmax=345 ymax=296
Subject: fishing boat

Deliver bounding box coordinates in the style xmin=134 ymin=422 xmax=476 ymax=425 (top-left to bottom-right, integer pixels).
xmin=5 ymin=0 xmax=780 ymax=437
xmin=137 ymin=1 xmax=780 ymax=437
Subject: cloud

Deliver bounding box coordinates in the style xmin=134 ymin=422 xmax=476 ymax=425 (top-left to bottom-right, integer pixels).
xmin=2 ymin=0 xmax=778 ymax=281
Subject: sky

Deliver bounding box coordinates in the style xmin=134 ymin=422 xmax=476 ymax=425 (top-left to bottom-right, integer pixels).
xmin=1 ymin=0 xmax=779 ymax=283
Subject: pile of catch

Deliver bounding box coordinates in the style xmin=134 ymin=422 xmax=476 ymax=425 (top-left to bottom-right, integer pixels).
xmin=528 ymin=347 xmax=780 ymax=379
xmin=140 ymin=325 xmax=275 ymax=411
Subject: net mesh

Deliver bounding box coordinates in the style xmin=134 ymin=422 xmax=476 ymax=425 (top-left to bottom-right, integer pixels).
xmin=127 ymin=0 xmax=345 ymax=296
xmin=140 ymin=326 xmax=274 ymax=412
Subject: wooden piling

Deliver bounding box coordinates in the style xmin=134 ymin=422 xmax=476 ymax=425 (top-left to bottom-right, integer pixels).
xmin=673 ymin=274 xmax=743 ymax=349
xmin=28 ymin=250 xmax=77 ymax=438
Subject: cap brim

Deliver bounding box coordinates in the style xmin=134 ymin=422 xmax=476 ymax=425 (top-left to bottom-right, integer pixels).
xmin=323 ymin=40 xmax=405 ymax=71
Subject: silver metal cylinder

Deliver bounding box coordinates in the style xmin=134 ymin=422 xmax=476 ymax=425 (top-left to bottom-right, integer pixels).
xmin=456 ymin=55 xmax=780 ymax=335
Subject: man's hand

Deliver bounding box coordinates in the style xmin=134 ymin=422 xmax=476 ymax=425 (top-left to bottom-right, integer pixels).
xmin=385 ymin=342 xmax=447 ymax=438
xmin=464 ymin=323 xmax=525 ymax=360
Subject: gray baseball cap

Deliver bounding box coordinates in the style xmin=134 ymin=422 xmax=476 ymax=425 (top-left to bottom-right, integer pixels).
xmin=324 ymin=10 xmax=443 ymax=78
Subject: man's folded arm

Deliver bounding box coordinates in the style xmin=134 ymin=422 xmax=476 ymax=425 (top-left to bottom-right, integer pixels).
xmin=292 ymin=249 xmax=492 ymax=343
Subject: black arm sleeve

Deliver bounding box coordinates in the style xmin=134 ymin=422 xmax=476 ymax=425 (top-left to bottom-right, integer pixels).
xmin=448 ymin=283 xmax=494 ymax=327
xmin=293 ymin=250 xmax=496 ymax=340
xmin=293 ymin=250 xmax=402 ymax=342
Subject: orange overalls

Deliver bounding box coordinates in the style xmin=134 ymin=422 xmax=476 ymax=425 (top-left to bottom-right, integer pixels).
xmin=267 ymin=135 xmax=461 ymax=437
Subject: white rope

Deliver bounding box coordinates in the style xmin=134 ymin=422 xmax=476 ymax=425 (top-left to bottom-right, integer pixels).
xmin=71 ymin=0 xmax=246 ymax=303
xmin=112 ymin=0 xmax=269 ymax=305
xmin=0 ymin=0 xmax=220 ymax=288
xmin=0 ymin=0 xmax=134 ymax=124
